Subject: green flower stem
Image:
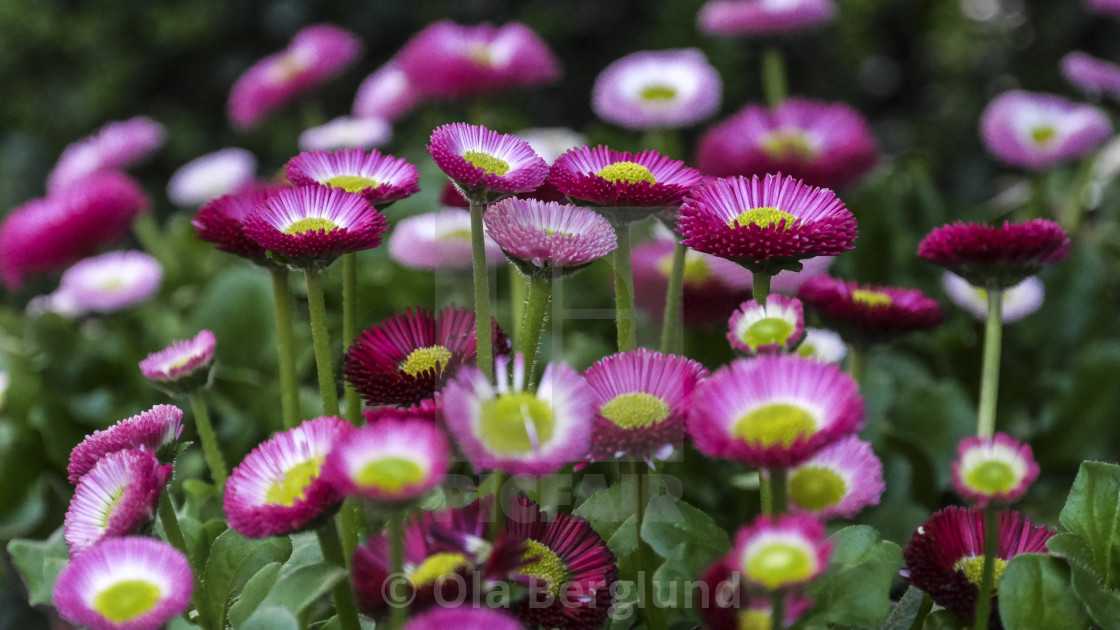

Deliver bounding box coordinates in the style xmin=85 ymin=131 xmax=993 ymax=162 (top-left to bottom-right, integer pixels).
xmin=188 ymin=392 xmax=226 ymax=492
xmin=340 ymin=499 xmax=362 ymax=571
xmin=753 ymin=271 xmax=772 ymax=305
xmin=847 ymin=345 xmax=866 ymax=385
xmin=342 ymin=253 xmax=361 ymax=426
xmin=909 ymin=593 xmax=934 ymax=630
xmin=760 ymin=471 xmax=773 ymax=514
xmin=1061 ymin=154 xmax=1098 ymax=233
xmin=304 ymin=269 xmax=340 ymax=417
xmin=977 ymin=289 xmax=1004 ymax=439
xmin=157 ymin=493 xmax=208 ymax=629
xmin=761 ymin=47 xmax=788 ymax=109
xmin=766 ymin=468 xmax=787 ymax=516
xmin=771 ymin=589 xmax=786 ymax=630
xmin=388 ymin=512 xmax=408 ymax=630
xmin=316 ymin=522 xmax=363 ymax=630
xmin=517 ymin=274 xmax=553 ymax=378
xmin=269 ymin=268 xmax=300 ymax=430
xmin=510 ymin=265 xmax=527 ymax=349
xmin=630 ymin=462 xmax=667 ymax=630
xmin=488 ymin=470 xmax=507 ymax=542
xmin=972 ymin=508 xmax=1000 ymax=630
xmin=470 ymin=199 xmax=495 ymax=379
xmin=1026 ymin=175 xmax=1049 ymax=219
xmin=659 ymin=241 xmax=688 ymax=354
xmin=613 ymin=223 xmax=637 ymax=352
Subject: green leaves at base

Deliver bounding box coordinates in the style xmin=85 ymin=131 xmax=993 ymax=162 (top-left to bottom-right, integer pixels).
xmin=572 ymin=478 xmax=638 ymax=558
xmin=996 ymin=554 xmax=1090 ymax=630
xmin=795 ymin=525 xmax=902 ymax=629
xmin=7 ymin=527 xmax=68 ymax=606
xmin=1059 ymin=461 xmax=1120 ymax=589
xmin=197 ymin=529 xmax=292 ymax=630
xmin=1048 ymin=533 xmax=1120 ymax=628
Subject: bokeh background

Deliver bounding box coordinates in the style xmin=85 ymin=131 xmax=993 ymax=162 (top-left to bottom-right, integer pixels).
xmin=3 ymin=0 xmax=1120 ymax=627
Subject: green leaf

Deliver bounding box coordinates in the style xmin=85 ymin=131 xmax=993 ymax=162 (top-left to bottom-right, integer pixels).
xmin=240 ymin=605 xmax=299 ymax=630
xmin=573 ymin=479 xmax=639 ymax=557
xmin=1059 ymin=461 xmax=1120 ymax=588
xmin=228 ymin=562 xmax=283 ymax=629
xmin=997 ymin=554 xmax=1090 ymax=630
xmin=797 ymin=525 xmax=903 ymax=629
xmin=1048 ymin=533 xmax=1120 ymax=628
xmin=922 ymin=609 xmax=968 ymax=630
xmin=881 ymin=585 xmax=928 ymax=630
xmin=6 ymin=527 xmax=68 ymax=606
xmin=257 ymin=562 xmax=346 ymax=619
xmin=198 ymin=529 xmax=292 ymax=630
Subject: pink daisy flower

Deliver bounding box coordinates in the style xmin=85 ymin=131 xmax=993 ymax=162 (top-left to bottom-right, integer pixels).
xmin=548 ymin=145 xmax=703 ymax=214
xmin=228 ymin=24 xmax=363 ymax=130
xmin=298 ymin=116 xmax=392 ymax=152
xmin=483 ymin=198 xmax=618 ymax=277
xmin=1061 ymin=51 xmax=1120 ymax=101
xmin=786 ymin=435 xmax=884 ymax=519
xmin=688 ymin=354 xmax=864 ymax=468
xmin=697 ymin=0 xmax=837 ymax=36
xmin=952 ymin=433 xmax=1039 ymax=506
xmin=980 ymin=91 xmax=1111 ymax=171
xmin=321 ymin=419 xmax=449 ymax=503
xmin=396 ymin=21 xmax=561 ymax=99
xmin=64 ymin=449 xmax=171 ymax=556
xmin=730 ymin=514 xmax=832 ymax=591
xmin=139 ymin=330 xmax=217 ymax=395
xmin=58 ymin=251 xmax=162 ymax=314
xmin=698 ymin=562 xmax=815 ymax=630
xmin=47 ymin=116 xmax=166 ymax=192
xmin=428 ymin=123 xmax=549 ymax=200
xmin=797 ymin=276 xmax=944 ymax=345
xmin=695 ymin=98 xmax=878 ymax=189
xmin=592 ymin=49 xmax=722 ymax=130
xmin=387 ymin=209 xmax=505 ymax=271
xmin=727 ymin=294 xmax=806 ymax=355
xmin=167 ymin=147 xmax=257 ymax=208
xmin=353 ymin=60 xmax=421 ymax=122
xmin=68 ymin=405 xmax=184 ymax=484
xmin=917 ymin=219 xmax=1070 ymax=289
xmin=192 ymin=187 xmax=286 ymax=266
xmin=285 ymin=148 xmax=420 ymax=208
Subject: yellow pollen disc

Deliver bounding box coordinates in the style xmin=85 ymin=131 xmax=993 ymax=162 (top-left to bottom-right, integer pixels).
xmin=596 ymin=161 xmax=657 ymax=184
xmin=658 ymin=253 xmax=710 ymax=284
xmin=463 ymin=151 xmax=510 ymax=175
xmin=851 ymin=289 xmax=892 ymax=308
xmin=93 ymin=579 xmax=162 ymax=623
xmin=600 ymin=392 xmax=671 ymax=430
xmin=284 ymin=217 xmax=338 ymax=236
xmin=797 ymin=343 xmax=817 ymax=358
xmin=1031 ymin=126 xmax=1056 ymax=144
xmin=479 ymin=393 xmax=556 ymax=453
xmin=965 ymin=460 xmax=1018 ymax=495
xmin=354 ymin=457 xmax=425 ymax=493
xmin=954 ymin=556 xmax=1009 ymax=587
xmin=729 ymin=206 xmax=798 ymax=230
xmin=467 ymin=44 xmax=494 ymax=67
xmin=408 ymin=552 xmax=470 ymax=587
xmin=761 ymin=129 xmax=816 ymax=162
xmin=739 ymin=610 xmax=773 ymax=630
xmin=325 ymin=174 xmax=381 ymax=193
xmin=265 ymin=456 xmax=325 ymax=506
xmin=732 ymin=403 xmax=817 ymax=447
xmin=742 ymin=317 xmax=795 ymax=351
xmin=788 ymin=466 xmax=848 ymax=511
xmin=100 ymin=490 xmax=124 ymax=528
xmin=745 ymin=543 xmax=815 ymax=590
xmin=97 ymin=278 xmax=127 ymax=291
xmin=640 ymin=84 xmax=678 ymax=101
xmin=438 ymin=229 xmax=473 ymax=242
xmin=400 ymin=345 xmax=453 ymax=377
xmin=520 ymin=539 xmax=568 ymax=596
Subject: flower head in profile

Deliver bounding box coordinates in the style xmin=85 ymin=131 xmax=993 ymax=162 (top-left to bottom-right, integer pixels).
xmin=904 ymin=507 xmax=1055 ymax=625
xmin=688 ymin=354 xmax=864 ymax=468
xmin=731 ymin=514 xmax=832 ymax=591
xmin=797 ymin=276 xmax=943 ymax=346
xmin=698 ymin=0 xmax=837 ymax=36
xmin=1061 ymin=51 xmax=1120 ymax=101
xmin=53 ymin=537 xmax=193 ymax=630
xmin=388 ymin=209 xmax=505 ymax=271
xmin=942 ymin=273 xmax=1044 ymax=323
xmin=428 ymin=123 xmax=549 ymax=200
xmin=58 ymin=251 xmax=162 ymax=314
xmin=0 ymin=172 xmax=149 ymax=290
xmin=286 ymin=148 xmax=419 ymax=208
xmin=442 ymin=354 xmax=594 ymax=475
xmin=243 ymin=186 xmax=389 ymax=270
xmin=727 ymin=294 xmax=806 ymax=355
xmin=322 ymin=419 xmax=449 ymax=503
xmin=68 ymin=405 xmax=184 ymax=484
xmin=484 ymin=198 xmax=618 ymax=278
xmin=549 ymin=145 xmax=702 ymax=215
xmin=695 ymin=99 xmax=877 ymax=189
xmin=952 ymin=434 xmax=1038 ymax=507
xmin=344 ymin=305 xmax=510 ymax=407
xmin=353 ymin=60 xmax=421 ymax=122
xmin=224 ymin=416 xmax=349 ymax=538
xmin=677 ymin=174 xmax=857 ymax=274
xmin=47 ymin=116 xmax=166 ymax=192
xmin=917 ymin=219 xmax=1070 ymax=289
xmin=139 ymin=330 xmax=217 ymax=395
xmin=980 ymin=91 xmax=1111 ymax=170
xmin=64 ymin=449 xmax=171 ymax=556
xmin=786 ymin=436 xmax=883 ymax=519
xmin=299 ymin=116 xmax=392 ymax=152
xmin=583 ymin=349 xmax=707 ymax=463
xmin=193 ymin=187 xmax=286 ymax=266
xmin=592 ymin=49 xmax=722 ymax=130
xmin=167 ymin=148 xmax=257 ymax=208
xmin=229 ymin=24 xmax=363 ymax=130
xmin=397 ymin=21 xmax=561 ymax=99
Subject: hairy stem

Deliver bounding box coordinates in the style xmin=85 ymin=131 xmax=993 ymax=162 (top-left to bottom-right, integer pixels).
xmin=188 ymin=392 xmax=226 ymax=492
xmin=659 ymin=241 xmax=688 ymax=354
xmin=269 ymin=268 xmax=300 ymax=430
xmin=304 ymin=269 xmax=340 ymax=417
xmin=470 ymin=199 xmax=494 ymax=379
xmin=977 ymin=290 xmax=1004 ymax=438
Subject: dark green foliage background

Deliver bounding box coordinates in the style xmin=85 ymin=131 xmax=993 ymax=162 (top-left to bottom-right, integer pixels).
xmin=2 ymin=0 xmax=1120 ymax=627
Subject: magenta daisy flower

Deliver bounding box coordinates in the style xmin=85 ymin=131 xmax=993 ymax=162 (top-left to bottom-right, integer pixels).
xmin=771 ymin=254 xmax=836 ymax=295
xmin=727 ymin=294 xmax=806 ymax=355
xmin=483 ymin=198 xmax=618 ymax=277
xmin=228 ymin=24 xmax=363 ymax=130
xmin=917 ymin=219 xmax=1070 ymax=289
xmin=785 ymin=435 xmax=883 ymax=519
xmin=396 ymin=21 xmax=561 ymax=99
xmin=507 ymin=495 xmax=617 ymax=630
xmin=362 ymin=398 xmax=444 ymax=427
xmin=321 ymin=419 xmax=449 ymax=503
xmin=223 ymin=416 xmax=348 ymax=538
xmin=243 ymin=186 xmax=389 ymax=270
xmin=0 ymin=172 xmax=149 ymax=290
xmin=688 ymin=354 xmax=864 ymax=468
xmin=47 ymin=116 xmax=167 ymax=192
xmin=405 ymin=607 xmax=523 ymax=630
xmin=698 ymin=0 xmax=837 ymax=36
xmin=53 ymin=537 xmax=193 ymax=630
xmin=730 ymin=514 xmax=832 ymax=591
xmin=58 ymin=251 xmax=162 ymax=314
xmin=387 ymin=209 xmax=506 ymax=271
xmin=548 ymin=145 xmax=703 ymax=214
xmin=795 ymin=327 xmax=847 ymax=363
xmin=286 ymin=148 xmax=419 ymax=208
xmin=980 ymin=91 xmax=1111 ymax=171
xmin=583 ymin=349 xmax=707 ymax=462
xmin=1061 ymin=51 xmax=1120 ymax=101
xmin=139 ymin=329 xmax=216 ymax=395
xmin=903 ymin=507 xmax=1056 ymax=625
xmin=677 ymin=174 xmax=857 ymax=274
xmin=353 ymin=60 xmax=420 ymax=122
xmin=592 ymin=49 xmax=722 ymax=130
xmin=64 ymin=449 xmax=171 ymax=556
xmin=796 ymin=276 xmax=943 ymax=345
xmin=167 ymin=148 xmax=257 ymax=208
xmin=442 ymin=354 xmax=595 ymax=475
xmin=298 ymin=116 xmax=392 ymax=152
xmin=952 ymin=434 xmax=1039 ymax=507
xmin=192 ymin=187 xmax=285 ymax=266
xmin=695 ymin=99 xmax=878 ymax=189
xmin=428 ymin=123 xmax=549 ymax=200
xmin=344 ymin=305 xmax=510 ymax=407
xmin=697 ymin=562 xmax=814 ymax=630
xmin=632 ymin=237 xmax=753 ymax=326
xmin=942 ymin=273 xmax=1044 ymax=323
xmin=68 ymin=405 xmax=184 ymax=484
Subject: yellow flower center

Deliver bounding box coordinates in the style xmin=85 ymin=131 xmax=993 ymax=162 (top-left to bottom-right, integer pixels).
xmin=438 ymin=229 xmax=473 ymax=242
xmin=966 ymin=461 xmax=1018 ymax=495
xmin=640 ymin=84 xmax=678 ymax=101
xmin=265 ymin=456 xmax=324 ymax=506
xmin=729 ymin=207 xmax=798 ymax=230
xmin=463 ymin=151 xmax=510 ymax=175
xmin=479 ymin=392 xmax=556 ymax=453
xmin=100 ymin=490 xmax=124 ymax=527
xmin=658 ymin=252 xmax=710 ymax=284
xmin=1030 ymin=126 xmax=1056 ymax=145
xmin=597 ymin=161 xmax=657 ymax=184
xmin=467 ymin=44 xmax=494 ymax=67
xmin=738 ymin=610 xmax=773 ymax=630
xmin=732 ymin=403 xmax=817 ymax=447
xmin=851 ymin=289 xmax=892 ymax=307
xmin=954 ymin=556 xmax=1009 ymax=587
xmin=354 ymin=457 xmax=425 ymax=493
xmin=325 ymin=175 xmax=381 ymax=193
xmin=520 ymin=539 xmax=568 ymax=596
xmin=284 ymin=217 xmax=338 ymax=236
xmin=408 ymin=552 xmax=471 ymax=587
xmin=745 ymin=543 xmax=815 ymax=590
xmin=742 ymin=317 xmax=795 ymax=351
xmin=399 ymin=345 xmax=453 ymax=377
xmin=600 ymin=392 xmax=671 ymax=430
xmin=761 ymin=129 xmax=816 ymax=162
xmin=93 ymin=579 xmax=161 ymax=623
xmin=788 ymin=466 xmax=848 ymax=511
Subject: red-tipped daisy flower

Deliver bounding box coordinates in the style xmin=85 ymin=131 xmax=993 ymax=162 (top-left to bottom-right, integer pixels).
xmin=917 ymin=219 xmax=1070 ymax=289
xmin=730 ymin=514 xmax=832 ymax=591
xmin=786 ymin=435 xmax=884 ymax=519
xmin=727 ymin=294 xmax=806 ymax=355
xmin=428 ymin=123 xmax=549 ymax=200
xmin=797 ymin=276 xmax=943 ymax=345
xmin=285 ymin=148 xmax=419 ymax=208
xmin=68 ymin=405 xmax=183 ymax=484
xmin=321 ymin=419 xmax=449 ymax=503
xmin=139 ymin=329 xmax=216 ymax=395
xmin=483 ymin=198 xmax=618 ymax=278
xmin=952 ymin=434 xmax=1039 ymax=507
xmin=549 ymin=145 xmax=702 ymax=216
xmin=192 ymin=186 xmax=286 ymax=266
